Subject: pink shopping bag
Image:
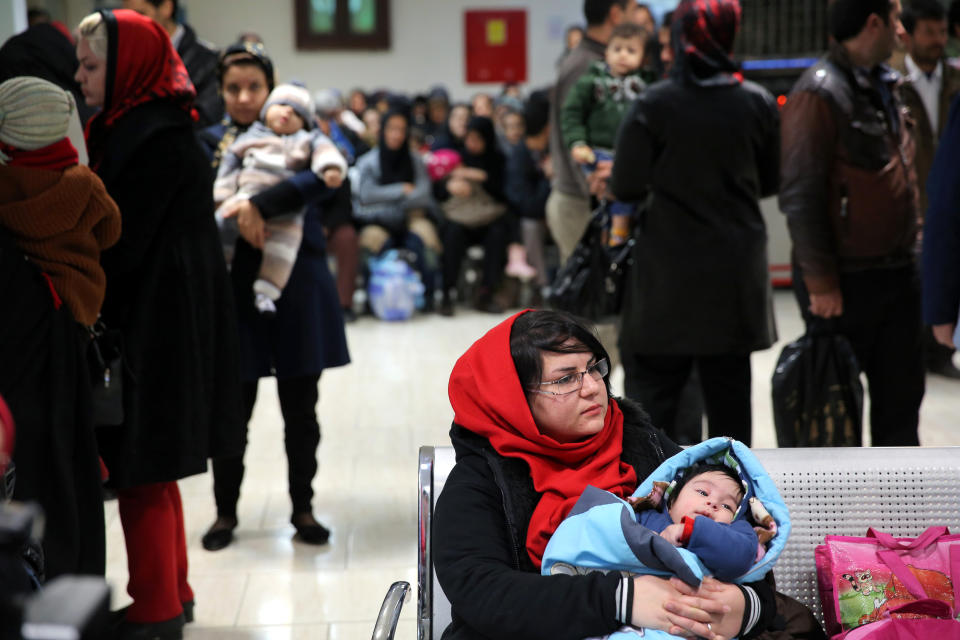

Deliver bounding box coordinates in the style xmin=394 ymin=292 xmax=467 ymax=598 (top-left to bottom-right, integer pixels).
xmin=814 ymin=526 xmax=960 ymax=639
xmin=842 ymin=600 xmax=960 ymax=639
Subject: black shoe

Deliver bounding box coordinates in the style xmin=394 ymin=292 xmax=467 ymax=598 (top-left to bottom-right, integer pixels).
xmin=474 ymin=290 xmax=504 ymax=314
xmin=341 ymin=306 xmax=357 ymax=323
xmin=115 ymin=613 xmax=185 ymax=640
xmin=928 ymin=360 xmax=960 ymax=379
xmin=291 ymin=513 xmax=330 ymax=545
xmin=201 ymin=516 xmax=237 ymax=551
xmin=439 ymin=292 xmax=454 ymax=317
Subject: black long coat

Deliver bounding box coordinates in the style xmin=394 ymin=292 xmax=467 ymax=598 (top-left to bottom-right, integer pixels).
xmin=94 ymin=102 xmax=244 ymax=489
xmin=612 ymin=78 xmax=780 ymax=357
xmin=0 ymin=229 xmax=105 ymax=580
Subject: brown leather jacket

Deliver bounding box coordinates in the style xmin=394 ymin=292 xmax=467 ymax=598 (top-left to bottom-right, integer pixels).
xmin=779 ymin=43 xmax=919 ymax=294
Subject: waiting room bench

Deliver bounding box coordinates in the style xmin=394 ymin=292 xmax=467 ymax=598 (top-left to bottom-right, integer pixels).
xmin=373 ymin=445 xmax=960 ymax=640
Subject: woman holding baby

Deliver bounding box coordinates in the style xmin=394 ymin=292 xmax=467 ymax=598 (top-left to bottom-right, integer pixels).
xmin=196 ymin=40 xmax=350 ymax=553
xmin=434 ymin=309 xmax=825 ymax=640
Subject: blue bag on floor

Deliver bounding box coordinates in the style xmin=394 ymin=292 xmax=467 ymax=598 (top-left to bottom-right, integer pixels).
xmin=367 ymin=249 xmax=424 ymax=321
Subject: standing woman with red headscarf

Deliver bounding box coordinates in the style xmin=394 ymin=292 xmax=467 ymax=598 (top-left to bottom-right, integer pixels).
xmin=611 ymin=0 xmax=780 ymax=449
xmin=75 ymin=9 xmax=244 ymax=638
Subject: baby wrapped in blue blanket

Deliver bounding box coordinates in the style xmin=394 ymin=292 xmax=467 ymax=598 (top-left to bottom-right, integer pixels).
xmin=542 ymin=437 xmax=790 ymax=639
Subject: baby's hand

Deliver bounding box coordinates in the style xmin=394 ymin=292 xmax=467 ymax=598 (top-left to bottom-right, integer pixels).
xmin=322 ymin=167 xmax=343 ymax=189
xmin=571 ymin=144 xmax=596 ymax=165
xmin=660 ymin=523 xmax=685 ymax=546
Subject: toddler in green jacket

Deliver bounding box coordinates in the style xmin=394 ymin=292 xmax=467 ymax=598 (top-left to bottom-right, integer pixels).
xmin=561 ymin=22 xmax=651 ymax=245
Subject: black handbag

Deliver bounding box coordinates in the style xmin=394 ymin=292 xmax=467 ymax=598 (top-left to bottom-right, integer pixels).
xmin=548 ymin=206 xmax=634 ymax=321
xmin=771 ymin=322 xmax=863 ymax=447
xmin=86 ymin=320 xmax=124 ymax=427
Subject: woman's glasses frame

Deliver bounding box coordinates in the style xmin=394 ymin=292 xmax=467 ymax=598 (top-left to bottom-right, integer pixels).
xmin=527 ymin=358 xmax=609 ymax=397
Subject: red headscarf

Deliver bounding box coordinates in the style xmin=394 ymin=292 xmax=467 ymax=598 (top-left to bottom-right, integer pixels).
xmin=671 ymin=0 xmax=743 ymax=87
xmin=84 ymin=9 xmax=195 ymax=140
xmin=448 ymin=311 xmax=637 ymax=567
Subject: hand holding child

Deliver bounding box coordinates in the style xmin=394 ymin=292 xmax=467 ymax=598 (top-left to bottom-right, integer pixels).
xmin=322 ymin=167 xmax=343 ymax=189
xmin=571 ymin=144 xmax=596 ymax=165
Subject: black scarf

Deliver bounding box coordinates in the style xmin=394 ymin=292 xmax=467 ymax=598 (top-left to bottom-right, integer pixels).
xmin=378 ymin=109 xmax=414 ymax=185
xmin=0 ymin=24 xmax=98 ymax=124
xmin=463 ymin=116 xmax=506 ymax=201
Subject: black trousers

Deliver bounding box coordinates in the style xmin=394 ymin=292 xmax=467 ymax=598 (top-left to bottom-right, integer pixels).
xmin=212 ymin=374 xmax=322 ymax=518
xmin=623 ymin=352 xmax=752 ymax=445
xmin=792 ymin=264 xmax=924 ymax=446
xmin=441 ymin=217 xmax=508 ymax=293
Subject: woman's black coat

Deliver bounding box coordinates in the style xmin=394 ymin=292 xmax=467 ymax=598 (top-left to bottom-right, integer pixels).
xmin=0 ymin=229 xmax=105 ymax=580
xmin=94 ymin=102 xmax=244 ymax=489
xmin=611 ymin=78 xmax=780 ymax=357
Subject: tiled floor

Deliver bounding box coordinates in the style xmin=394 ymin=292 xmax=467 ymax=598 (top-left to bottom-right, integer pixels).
xmin=103 ymin=291 xmax=960 ymax=639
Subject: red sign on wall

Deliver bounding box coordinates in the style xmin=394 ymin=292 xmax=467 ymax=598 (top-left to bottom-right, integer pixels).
xmin=464 ymin=10 xmax=527 ymax=84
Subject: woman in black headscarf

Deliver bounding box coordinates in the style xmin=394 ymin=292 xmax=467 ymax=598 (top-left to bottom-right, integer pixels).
xmin=611 ymin=0 xmax=780 ymax=447
xmin=0 ymin=22 xmax=97 ymax=124
xmin=351 ymin=107 xmax=440 ymax=308
xmin=435 ymin=115 xmax=510 ymax=316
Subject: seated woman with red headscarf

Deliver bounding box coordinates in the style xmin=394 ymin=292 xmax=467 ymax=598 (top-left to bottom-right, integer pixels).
xmin=74 ymin=9 xmax=244 ymax=639
xmin=434 ymin=310 xmax=826 ymax=640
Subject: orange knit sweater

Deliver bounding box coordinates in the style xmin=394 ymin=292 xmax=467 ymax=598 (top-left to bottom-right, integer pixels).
xmin=0 ymin=164 xmax=121 ymax=325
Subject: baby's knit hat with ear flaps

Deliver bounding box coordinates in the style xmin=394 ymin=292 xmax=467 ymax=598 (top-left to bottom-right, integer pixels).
xmin=260 ymin=83 xmax=315 ymax=130
xmin=0 ymin=77 xmax=75 ymax=161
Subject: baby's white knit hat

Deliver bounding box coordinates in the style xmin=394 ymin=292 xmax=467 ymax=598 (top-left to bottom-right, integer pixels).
xmin=260 ymin=83 xmax=315 ymax=130
xmin=0 ymin=77 xmax=75 ymax=160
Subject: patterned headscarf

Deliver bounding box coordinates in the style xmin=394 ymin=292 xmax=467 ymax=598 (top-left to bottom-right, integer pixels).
xmin=671 ymin=0 xmax=743 ymax=87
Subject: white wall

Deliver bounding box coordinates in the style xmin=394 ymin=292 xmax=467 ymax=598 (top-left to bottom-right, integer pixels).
xmin=186 ymin=1 xmax=584 ymax=101
xmin=0 ymin=0 xmax=28 ymax=45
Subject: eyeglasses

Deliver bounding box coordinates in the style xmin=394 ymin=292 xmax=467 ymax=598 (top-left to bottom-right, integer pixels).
xmin=529 ymin=359 xmax=609 ymax=397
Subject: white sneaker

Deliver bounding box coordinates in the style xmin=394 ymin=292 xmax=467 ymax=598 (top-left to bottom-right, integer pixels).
xmin=254 ymin=292 xmax=277 ymax=315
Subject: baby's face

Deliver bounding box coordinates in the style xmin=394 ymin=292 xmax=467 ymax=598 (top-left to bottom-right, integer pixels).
xmin=265 ymin=103 xmax=305 ymax=136
xmin=605 ymin=36 xmax=644 ymax=77
xmin=668 ymin=471 xmax=742 ymax=524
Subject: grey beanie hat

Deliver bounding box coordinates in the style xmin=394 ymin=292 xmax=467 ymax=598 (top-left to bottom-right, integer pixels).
xmin=260 ymin=83 xmax=315 ymax=130
xmin=0 ymin=76 xmax=75 ymax=158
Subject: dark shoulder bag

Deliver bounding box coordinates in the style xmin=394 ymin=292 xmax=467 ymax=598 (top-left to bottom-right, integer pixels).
xmin=548 ymin=205 xmax=634 ymax=322
xmin=86 ymin=320 xmax=124 ymax=427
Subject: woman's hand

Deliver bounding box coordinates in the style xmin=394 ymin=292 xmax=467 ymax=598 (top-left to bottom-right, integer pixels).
xmin=670 ymin=577 xmax=746 ymax=639
xmin=631 ymin=575 xmax=728 ymax=640
xmin=448 ymin=178 xmax=472 ymax=198
xmin=932 ymin=323 xmax=957 ymax=348
xmin=221 ymin=198 xmax=267 ymax=249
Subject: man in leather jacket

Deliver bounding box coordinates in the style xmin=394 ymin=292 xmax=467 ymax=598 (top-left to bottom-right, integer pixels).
xmin=779 ymin=0 xmax=924 ymax=446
